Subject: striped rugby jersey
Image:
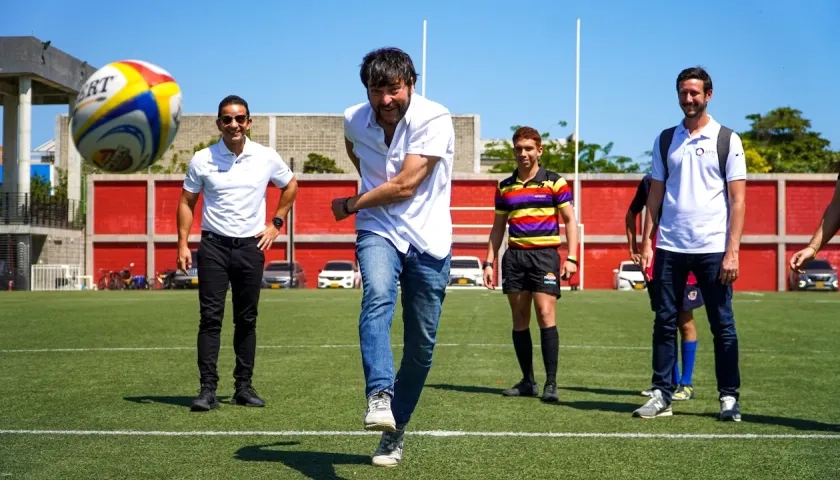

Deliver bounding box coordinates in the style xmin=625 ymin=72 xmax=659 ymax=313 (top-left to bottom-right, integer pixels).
xmin=494 ymin=167 xmax=573 ymax=249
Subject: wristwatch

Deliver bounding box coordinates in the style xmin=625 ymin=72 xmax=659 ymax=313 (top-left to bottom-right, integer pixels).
xmin=482 ymin=261 xmax=494 ymax=269
xmin=272 ymin=217 xmax=284 ymax=229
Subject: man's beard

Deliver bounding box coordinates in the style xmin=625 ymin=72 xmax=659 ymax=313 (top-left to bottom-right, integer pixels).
xmin=376 ymin=94 xmax=411 ymax=126
xmin=682 ymin=101 xmax=706 ymax=118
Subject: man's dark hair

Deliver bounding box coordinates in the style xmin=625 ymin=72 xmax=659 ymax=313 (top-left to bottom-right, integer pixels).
xmin=217 ymin=95 xmax=250 ymax=118
xmin=359 ymin=47 xmax=417 ymax=89
xmin=676 ymin=66 xmax=713 ymax=93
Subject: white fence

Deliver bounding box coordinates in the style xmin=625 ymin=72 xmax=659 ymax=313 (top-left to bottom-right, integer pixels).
xmin=30 ymin=264 xmax=91 ymax=291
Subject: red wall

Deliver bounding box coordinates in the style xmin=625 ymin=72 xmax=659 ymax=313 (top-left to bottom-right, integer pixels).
xmin=89 ymin=175 xmax=834 ymax=291
xmin=785 ymin=181 xmax=836 ymax=235
xmin=94 ymin=181 xmax=148 ymax=235
xmin=745 ymin=181 xmax=778 ymax=234
xmin=93 ymin=242 xmax=146 ymax=281
xmin=293 ymin=180 xmax=357 ymax=235
xmin=579 ymin=181 xmax=636 ymax=235
xmin=154 ymin=181 xmax=203 ymax=236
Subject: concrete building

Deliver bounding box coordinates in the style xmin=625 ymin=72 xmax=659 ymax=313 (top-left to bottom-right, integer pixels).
xmin=0 ymin=36 xmax=97 ymax=290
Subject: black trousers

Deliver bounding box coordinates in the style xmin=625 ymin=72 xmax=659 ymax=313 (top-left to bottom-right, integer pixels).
xmin=196 ymin=230 xmax=265 ymax=390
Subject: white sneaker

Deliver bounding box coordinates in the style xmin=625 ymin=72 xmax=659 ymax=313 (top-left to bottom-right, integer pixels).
xmin=372 ymin=427 xmax=404 ymax=467
xmin=364 ymin=391 xmax=396 ymax=432
xmin=719 ymin=395 xmax=742 ymax=422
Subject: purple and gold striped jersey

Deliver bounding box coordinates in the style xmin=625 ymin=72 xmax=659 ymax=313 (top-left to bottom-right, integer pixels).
xmin=494 ymin=167 xmax=573 ymax=249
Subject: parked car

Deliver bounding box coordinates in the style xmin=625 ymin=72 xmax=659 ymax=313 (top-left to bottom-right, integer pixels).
xmin=262 ymin=261 xmax=306 ymax=289
xmin=613 ymin=260 xmax=647 ymax=290
xmin=171 ymin=251 xmax=199 ymax=289
xmin=317 ymin=260 xmax=360 ymax=289
xmin=788 ymin=257 xmax=838 ymax=291
xmin=448 ymin=256 xmax=484 ymax=287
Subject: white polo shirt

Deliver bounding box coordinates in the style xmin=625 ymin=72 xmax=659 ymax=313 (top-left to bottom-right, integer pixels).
xmin=183 ymin=137 xmax=294 ymax=238
xmin=344 ymin=94 xmax=455 ymax=260
xmin=651 ymin=116 xmax=747 ymax=254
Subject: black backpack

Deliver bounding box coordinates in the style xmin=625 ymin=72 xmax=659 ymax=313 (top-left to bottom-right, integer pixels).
xmin=658 ymin=125 xmax=733 ymax=197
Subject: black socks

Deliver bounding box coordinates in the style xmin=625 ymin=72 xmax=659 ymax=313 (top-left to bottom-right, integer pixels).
xmin=512 ymin=326 xmax=559 ymax=385
xmin=512 ymin=329 xmax=535 ymax=384
xmin=540 ymin=326 xmax=559 ymax=385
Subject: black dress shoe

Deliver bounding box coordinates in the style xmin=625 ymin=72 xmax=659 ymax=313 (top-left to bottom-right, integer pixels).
xmin=232 ymin=384 xmax=265 ymax=407
xmin=190 ymin=386 xmax=219 ymax=412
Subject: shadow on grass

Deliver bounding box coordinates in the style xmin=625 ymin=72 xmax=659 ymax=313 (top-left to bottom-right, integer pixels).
xmin=425 ymin=383 xmax=505 ymax=395
xmin=123 ymin=395 xmax=230 ymax=408
xmin=560 ymin=386 xmax=641 ymax=396
xmin=426 ymin=383 xmax=640 ymax=398
xmin=676 ymin=411 xmax=840 ymax=432
xmin=235 ymin=441 xmax=370 ymax=480
xmin=558 ymin=400 xmax=640 ymax=414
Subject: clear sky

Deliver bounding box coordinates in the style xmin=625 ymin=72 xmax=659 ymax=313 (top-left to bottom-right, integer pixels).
xmin=0 ymin=0 xmax=837 ymax=164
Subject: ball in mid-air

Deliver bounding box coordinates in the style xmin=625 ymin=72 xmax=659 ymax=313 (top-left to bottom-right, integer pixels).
xmin=71 ymin=60 xmax=182 ymax=173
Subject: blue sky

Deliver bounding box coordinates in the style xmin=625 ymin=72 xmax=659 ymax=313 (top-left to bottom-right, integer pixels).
xmin=1 ymin=0 xmax=837 ymax=164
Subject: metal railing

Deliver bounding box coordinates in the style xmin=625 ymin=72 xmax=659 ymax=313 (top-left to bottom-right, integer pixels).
xmin=0 ymin=193 xmax=84 ymax=230
xmin=31 ymin=264 xmax=89 ymax=291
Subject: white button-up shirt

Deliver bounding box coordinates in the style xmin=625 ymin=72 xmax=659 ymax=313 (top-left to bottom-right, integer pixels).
xmin=183 ymin=137 xmax=294 ymax=238
xmin=344 ymin=94 xmax=455 ymax=260
xmin=651 ymin=116 xmax=747 ymax=254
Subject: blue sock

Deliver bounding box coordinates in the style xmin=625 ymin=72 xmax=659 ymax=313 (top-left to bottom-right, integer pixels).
xmin=681 ymin=340 xmax=698 ymax=386
xmin=671 ymin=351 xmax=680 ymax=387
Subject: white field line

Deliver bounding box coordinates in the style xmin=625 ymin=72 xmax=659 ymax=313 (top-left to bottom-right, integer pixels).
xmin=0 ymin=429 xmax=836 ymax=439
xmin=0 ymin=343 xmax=824 ymax=354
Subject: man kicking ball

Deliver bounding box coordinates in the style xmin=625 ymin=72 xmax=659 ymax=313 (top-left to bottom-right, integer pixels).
xmin=626 ymin=173 xmax=700 ymax=401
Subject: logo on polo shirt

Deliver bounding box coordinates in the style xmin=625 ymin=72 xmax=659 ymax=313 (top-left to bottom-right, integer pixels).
xmin=695 ymin=147 xmax=705 ymax=156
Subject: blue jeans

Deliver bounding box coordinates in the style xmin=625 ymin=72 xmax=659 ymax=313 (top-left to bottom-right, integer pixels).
xmin=650 ymin=248 xmax=740 ymax=404
xmin=355 ymin=230 xmax=451 ymax=426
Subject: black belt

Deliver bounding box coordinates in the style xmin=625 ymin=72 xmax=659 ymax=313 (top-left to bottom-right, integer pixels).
xmin=201 ymin=230 xmax=258 ymax=248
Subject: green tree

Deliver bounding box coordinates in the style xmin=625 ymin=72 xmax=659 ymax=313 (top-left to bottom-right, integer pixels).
xmin=741 ymin=137 xmax=772 ymax=173
xmin=29 ymin=173 xmax=53 ymax=200
xmin=739 ymin=107 xmax=838 ymax=173
xmin=303 ymin=153 xmax=345 ymax=173
xmin=486 ymin=123 xmax=641 ymax=174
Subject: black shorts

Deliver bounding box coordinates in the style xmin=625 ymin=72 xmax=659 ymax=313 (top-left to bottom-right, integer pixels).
xmin=647 ymin=280 xmax=705 ymax=312
xmin=501 ymin=247 xmax=562 ymax=297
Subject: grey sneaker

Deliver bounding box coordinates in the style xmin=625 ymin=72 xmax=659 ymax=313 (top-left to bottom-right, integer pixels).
xmin=632 ymin=389 xmax=673 ymax=419
xmin=719 ymin=395 xmax=742 ymax=422
xmin=364 ymin=391 xmax=396 ymax=432
xmin=372 ymin=426 xmax=405 ymax=467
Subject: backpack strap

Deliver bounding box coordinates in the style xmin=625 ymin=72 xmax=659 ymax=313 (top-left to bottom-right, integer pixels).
xmin=658 ymin=127 xmax=677 ymax=181
xmin=717 ymin=126 xmax=733 ymax=200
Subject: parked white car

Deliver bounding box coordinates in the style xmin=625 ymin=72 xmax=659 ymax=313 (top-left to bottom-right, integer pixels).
xmin=613 ymin=260 xmax=647 ymax=290
xmin=449 ymin=256 xmax=484 ymax=287
xmin=317 ymin=260 xmax=360 ymax=289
